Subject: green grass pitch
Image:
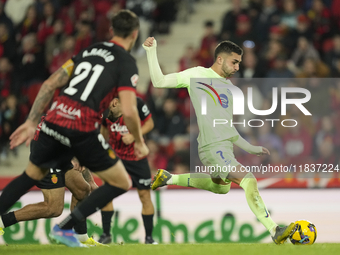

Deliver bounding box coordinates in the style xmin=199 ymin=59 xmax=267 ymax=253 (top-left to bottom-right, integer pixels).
xmin=0 ymin=243 xmax=339 ymax=255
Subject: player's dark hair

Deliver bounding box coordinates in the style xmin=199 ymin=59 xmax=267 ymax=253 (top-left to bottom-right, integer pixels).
xmin=111 ymin=10 xmax=139 ymax=38
xmin=214 ymin=41 xmax=243 ymax=61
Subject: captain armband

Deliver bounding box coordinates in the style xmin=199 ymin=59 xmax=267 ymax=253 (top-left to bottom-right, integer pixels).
xmin=61 ymin=59 xmax=75 ymax=77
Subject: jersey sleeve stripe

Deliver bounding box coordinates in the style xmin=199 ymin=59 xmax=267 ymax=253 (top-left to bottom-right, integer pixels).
xmin=117 ymin=87 xmax=136 ymax=93
xmin=141 ymin=113 xmax=152 ymax=125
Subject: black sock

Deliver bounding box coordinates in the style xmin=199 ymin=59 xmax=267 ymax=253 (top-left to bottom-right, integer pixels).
xmin=0 ymin=172 xmax=39 ymax=214
xmin=59 ymin=215 xmax=76 ymax=230
xmin=142 ymin=214 xmax=154 ymax=237
xmin=101 ymin=211 xmax=114 ymax=235
xmin=73 ymin=201 xmax=88 ymax=235
xmin=1 ymin=212 xmax=17 ymax=228
xmin=74 ymin=220 xmax=87 ymax=235
xmin=59 ymin=183 xmax=126 ymax=230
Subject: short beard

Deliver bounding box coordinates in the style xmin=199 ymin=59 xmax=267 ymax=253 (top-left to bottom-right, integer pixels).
xmin=108 ymin=110 xmax=114 ymax=119
xmin=108 ymin=111 xmax=121 ymax=121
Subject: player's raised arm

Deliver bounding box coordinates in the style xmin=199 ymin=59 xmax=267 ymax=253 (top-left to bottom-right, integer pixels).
xmin=9 ymin=60 xmax=74 ymax=149
xmin=142 ymin=37 xmax=178 ymax=88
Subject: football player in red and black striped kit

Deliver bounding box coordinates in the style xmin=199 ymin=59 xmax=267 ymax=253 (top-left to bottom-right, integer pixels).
xmin=98 ymin=97 xmax=156 ymax=244
xmin=0 ymin=116 xmax=102 ymax=246
xmin=0 ymin=10 xmax=148 ymax=247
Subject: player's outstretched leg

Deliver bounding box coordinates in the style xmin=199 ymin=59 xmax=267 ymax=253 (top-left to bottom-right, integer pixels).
xmin=0 ymin=187 xmax=65 ymax=236
xmin=227 ymin=166 xmax=297 ymax=244
xmin=151 ymin=169 xmax=231 ymax=194
xmin=0 ymin=162 xmax=48 ymax=215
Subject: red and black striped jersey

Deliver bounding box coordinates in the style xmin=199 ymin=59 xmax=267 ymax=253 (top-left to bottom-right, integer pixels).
xmin=102 ymin=97 xmax=151 ymax=161
xmin=45 ymin=41 xmax=138 ymax=132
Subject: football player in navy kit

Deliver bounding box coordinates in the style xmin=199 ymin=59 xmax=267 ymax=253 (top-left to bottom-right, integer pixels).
xmin=98 ymin=97 xmax=156 ymax=244
xmin=0 ymin=10 xmax=148 ymax=247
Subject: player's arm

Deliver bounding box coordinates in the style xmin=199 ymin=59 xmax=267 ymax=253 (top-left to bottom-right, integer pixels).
xmin=71 ymin=157 xmax=85 ymax=172
xmin=139 ymin=98 xmax=154 ymax=135
xmin=142 ymin=37 xmax=178 ymax=88
xmin=100 ymin=109 xmax=110 ymax=141
xmin=28 ymin=59 xmax=74 ymax=125
xmin=100 ymin=125 xmax=109 ymax=141
xmin=230 ymin=132 xmax=270 ymax=156
xmin=122 ymin=97 xmax=154 ymax=145
xmin=10 ymin=59 xmax=74 ymax=148
xmin=82 ymin=168 xmax=98 ymax=192
xmin=119 ymin=90 xmax=142 ymax=142
xmin=119 ymin=90 xmax=149 ymax=159
xmin=141 ymin=117 xmax=154 ymax=135
xmin=122 ymin=116 xmax=154 ymax=145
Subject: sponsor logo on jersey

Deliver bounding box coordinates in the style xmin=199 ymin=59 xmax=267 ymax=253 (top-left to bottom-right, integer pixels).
xmin=50 ymin=101 xmax=81 ymax=119
xmin=130 ymin=74 xmax=139 ymax=87
xmin=139 ymin=178 xmax=152 ymax=186
xmin=82 ymin=48 xmax=114 ymax=62
xmin=110 ymin=123 xmax=129 ymax=133
xmin=142 ymin=105 xmax=150 ymax=116
xmin=103 ymin=42 xmax=114 ymax=47
xmin=41 ymin=122 xmax=71 ymax=147
xmin=51 ymin=174 xmax=58 ymax=184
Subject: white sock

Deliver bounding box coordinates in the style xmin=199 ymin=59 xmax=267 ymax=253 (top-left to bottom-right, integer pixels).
xmin=166 ymin=174 xmax=177 ymax=185
xmin=75 ymin=233 xmax=89 ymax=242
xmin=270 ymin=225 xmax=277 ymax=236
xmin=0 ymin=217 xmax=4 ymax=228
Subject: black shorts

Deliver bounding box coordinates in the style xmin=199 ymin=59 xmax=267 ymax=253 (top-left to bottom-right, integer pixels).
xmin=30 ymin=122 xmax=119 ymax=172
xmin=36 ymin=168 xmax=72 ymax=189
xmin=121 ymin=158 xmax=151 ymax=190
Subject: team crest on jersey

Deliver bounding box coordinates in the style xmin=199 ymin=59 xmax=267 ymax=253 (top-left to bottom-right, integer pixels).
xmin=51 ymin=174 xmax=58 ymax=184
xmin=108 ymin=148 xmax=116 ymax=159
xmin=130 ymin=74 xmax=139 ymax=87
xmin=219 ymin=94 xmax=229 ymax=108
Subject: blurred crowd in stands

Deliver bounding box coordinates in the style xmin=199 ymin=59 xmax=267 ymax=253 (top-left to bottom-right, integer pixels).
xmin=0 ymin=0 xmax=180 ymax=165
xmin=0 ymin=0 xmax=340 ymax=177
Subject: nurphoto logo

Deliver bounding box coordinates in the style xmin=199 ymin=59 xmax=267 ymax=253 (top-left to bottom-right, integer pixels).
xmin=196 ymin=79 xmax=311 ymax=128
